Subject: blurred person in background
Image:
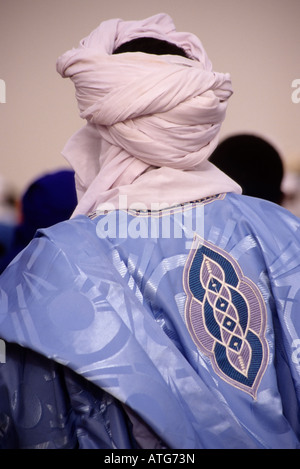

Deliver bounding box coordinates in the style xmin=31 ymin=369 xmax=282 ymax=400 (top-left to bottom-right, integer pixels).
xmin=0 ymin=175 xmax=18 ymax=270
xmin=209 ymin=133 xmax=284 ymax=205
xmin=0 ymin=175 xmax=17 ymax=224
xmin=281 ymin=168 xmax=300 ymax=217
xmin=0 ymin=14 xmax=300 ymax=450
xmin=0 ymin=169 xmax=77 ymax=273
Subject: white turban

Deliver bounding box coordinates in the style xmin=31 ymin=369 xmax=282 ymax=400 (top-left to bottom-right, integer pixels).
xmin=56 ymin=13 xmax=241 ymax=216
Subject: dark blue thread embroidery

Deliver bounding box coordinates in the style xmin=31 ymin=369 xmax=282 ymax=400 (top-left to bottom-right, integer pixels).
xmin=183 ymin=235 xmax=269 ymax=398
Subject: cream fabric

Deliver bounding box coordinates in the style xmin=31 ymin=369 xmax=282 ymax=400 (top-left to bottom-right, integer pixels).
xmin=56 ymin=13 xmax=241 ymax=216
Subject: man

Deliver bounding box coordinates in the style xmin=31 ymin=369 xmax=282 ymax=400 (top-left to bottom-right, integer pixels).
xmin=0 ymin=13 xmax=300 ymax=449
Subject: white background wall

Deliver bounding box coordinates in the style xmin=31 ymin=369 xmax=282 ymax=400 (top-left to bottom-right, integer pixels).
xmin=1 ymin=0 xmax=300 ymax=195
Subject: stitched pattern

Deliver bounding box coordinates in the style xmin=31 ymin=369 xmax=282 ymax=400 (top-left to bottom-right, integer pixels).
xmin=183 ymin=235 xmax=269 ymax=398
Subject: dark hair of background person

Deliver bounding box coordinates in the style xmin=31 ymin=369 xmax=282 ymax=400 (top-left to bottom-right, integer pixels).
xmin=209 ymin=134 xmax=284 ymax=204
xmin=113 ymin=37 xmax=189 ymax=58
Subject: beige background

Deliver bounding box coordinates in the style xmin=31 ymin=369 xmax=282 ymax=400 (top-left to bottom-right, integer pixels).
xmin=1 ymin=0 xmax=300 ymax=196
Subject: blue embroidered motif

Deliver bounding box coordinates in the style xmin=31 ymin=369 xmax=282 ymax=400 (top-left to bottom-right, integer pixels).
xmin=183 ymin=235 xmax=269 ymax=398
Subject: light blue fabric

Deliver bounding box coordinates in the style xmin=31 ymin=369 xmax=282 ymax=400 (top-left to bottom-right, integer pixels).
xmin=0 ymin=193 xmax=300 ymax=448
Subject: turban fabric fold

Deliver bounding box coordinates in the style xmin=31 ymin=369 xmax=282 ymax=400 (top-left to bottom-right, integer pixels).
xmin=56 ymin=13 xmax=241 ymax=216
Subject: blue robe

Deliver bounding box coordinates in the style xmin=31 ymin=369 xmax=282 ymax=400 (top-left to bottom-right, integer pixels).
xmin=0 ymin=193 xmax=300 ymax=449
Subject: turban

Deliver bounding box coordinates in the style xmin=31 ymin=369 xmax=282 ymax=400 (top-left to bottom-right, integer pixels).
xmin=56 ymin=13 xmax=241 ymax=216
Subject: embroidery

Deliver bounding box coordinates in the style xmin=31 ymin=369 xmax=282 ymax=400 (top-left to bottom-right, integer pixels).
xmin=88 ymin=194 xmax=225 ymax=219
xmin=183 ymin=235 xmax=269 ymax=398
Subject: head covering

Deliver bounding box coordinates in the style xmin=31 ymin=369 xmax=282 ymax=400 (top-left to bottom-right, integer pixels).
xmin=56 ymin=13 xmax=241 ymax=216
